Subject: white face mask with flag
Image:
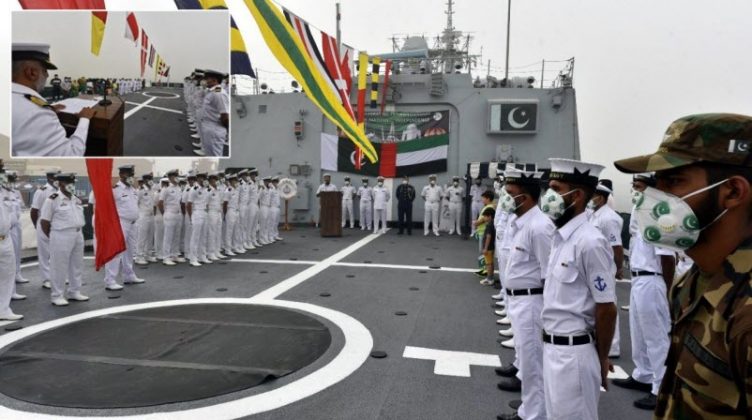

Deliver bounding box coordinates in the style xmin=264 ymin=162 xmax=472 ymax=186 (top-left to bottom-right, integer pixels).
xmin=499 ymin=190 xmax=523 ymax=213
xmin=540 ymin=188 xmax=578 ymax=220
xmin=633 ymin=180 xmax=729 ymax=252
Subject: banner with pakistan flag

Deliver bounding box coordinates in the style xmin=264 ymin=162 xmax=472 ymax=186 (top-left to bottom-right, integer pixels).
xmin=321 ymin=110 xmax=450 ymax=178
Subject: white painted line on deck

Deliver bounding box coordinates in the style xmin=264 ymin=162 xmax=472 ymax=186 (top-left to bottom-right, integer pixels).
xmin=230 ymin=258 xmax=318 ymax=266
xmin=332 ymin=261 xmax=476 ymax=273
xmin=125 ymin=101 xmax=184 ymax=115
xmin=124 ymin=97 xmax=157 ymax=120
xmin=601 ymin=364 xmax=629 ymax=392
xmin=403 ymin=346 xmax=501 ymax=377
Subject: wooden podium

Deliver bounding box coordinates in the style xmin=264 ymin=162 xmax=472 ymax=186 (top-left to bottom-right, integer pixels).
xmin=319 ymin=191 xmax=343 ymax=237
xmin=58 ymin=96 xmax=125 ymax=156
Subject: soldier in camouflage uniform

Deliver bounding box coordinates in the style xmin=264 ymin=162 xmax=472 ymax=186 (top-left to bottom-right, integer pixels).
xmin=615 ymin=113 xmax=752 ymax=419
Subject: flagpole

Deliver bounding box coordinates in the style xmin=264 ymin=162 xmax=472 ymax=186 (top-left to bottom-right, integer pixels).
xmin=336 ymin=3 xmax=341 ymax=53
xmin=504 ymin=0 xmax=511 ymax=84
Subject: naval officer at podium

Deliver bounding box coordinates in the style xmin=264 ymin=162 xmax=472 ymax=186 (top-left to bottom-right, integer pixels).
xmin=11 ymin=43 xmax=95 ymax=156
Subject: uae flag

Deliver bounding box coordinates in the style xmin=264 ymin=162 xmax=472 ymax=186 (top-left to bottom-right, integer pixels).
xmin=322 ymin=110 xmax=450 ymax=177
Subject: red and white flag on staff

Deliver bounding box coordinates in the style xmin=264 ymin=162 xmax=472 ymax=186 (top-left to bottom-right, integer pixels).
xmin=321 ymin=31 xmax=355 ymax=119
xmin=140 ymin=29 xmax=148 ymax=77
xmin=124 ymin=12 xmax=139 ymax=43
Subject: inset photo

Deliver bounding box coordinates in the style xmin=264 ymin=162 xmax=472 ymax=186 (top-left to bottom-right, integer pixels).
xmin=11 ymin=10 xmax=230 ymax=158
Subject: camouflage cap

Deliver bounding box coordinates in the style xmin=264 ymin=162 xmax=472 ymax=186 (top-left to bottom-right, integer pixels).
xmin=614 ymin=113 xmax=752 ymax=174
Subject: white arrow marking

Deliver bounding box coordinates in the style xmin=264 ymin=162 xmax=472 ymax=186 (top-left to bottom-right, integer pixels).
xmin=403 ymin=346 xmax=501 ymax=377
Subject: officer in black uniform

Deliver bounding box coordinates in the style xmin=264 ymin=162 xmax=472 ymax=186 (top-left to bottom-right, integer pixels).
xmin=396 ymin=175 xmax=416 ymax=235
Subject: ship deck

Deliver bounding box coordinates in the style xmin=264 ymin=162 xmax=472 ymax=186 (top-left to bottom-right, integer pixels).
xmin=0 ymin=227 xmax=649 ymax=419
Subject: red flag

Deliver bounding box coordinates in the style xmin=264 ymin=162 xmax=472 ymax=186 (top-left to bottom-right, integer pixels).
xmin=86 ymin=159 xmax=125 ymax=271
xmin=380 ymin=60 xmax=392 ymax=115
xmin=140 ymin=29 xmax=148 ymax=77
xmin=19 ymin=0 xmax=105 ymax=9
xmin=321 ymin=31 xmax=355 ymax=119
xmin=124 ymin=12 xmax=139 ymax=43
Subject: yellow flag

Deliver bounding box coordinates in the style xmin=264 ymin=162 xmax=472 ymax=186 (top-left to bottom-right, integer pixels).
xmin=91 ymin=12 xmax=107 ymax=56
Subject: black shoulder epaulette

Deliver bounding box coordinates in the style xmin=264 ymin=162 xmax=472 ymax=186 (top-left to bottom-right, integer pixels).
xmin=194 ymin=186 xmax=199 ymax=190
xmin=49 ymin=193 xmax=58 ymax=199
xmin=214 ymin=86 xmax=222 ymax=92
xmin=24 ymin=94 xmax=52 ymax=109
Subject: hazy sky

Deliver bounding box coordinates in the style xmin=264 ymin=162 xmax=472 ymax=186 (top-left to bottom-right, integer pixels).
xmin=12 ymin=10 xmax=228 ymax=81
xmin=2 ymin=0 xmax=752 ymax=210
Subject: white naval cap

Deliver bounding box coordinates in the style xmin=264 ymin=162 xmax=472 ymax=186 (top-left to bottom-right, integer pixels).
xmin=160 ymin=177 xmax=169 ymax=184
xmin=596 ymin=179 xmax=613 ymax=194
xmin=12 ymin=42 xmax=58 ymax=70
xmin=503 ymin=168 xmax=544 ymax=186
xmin=548 ymin=158 xmax=604 ymax=187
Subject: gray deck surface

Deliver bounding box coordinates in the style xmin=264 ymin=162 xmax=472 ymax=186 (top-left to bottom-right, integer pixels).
xmin=0 ymin=227 xmax=650 ymax=419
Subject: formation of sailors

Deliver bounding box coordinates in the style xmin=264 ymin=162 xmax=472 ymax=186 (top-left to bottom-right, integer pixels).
xmin=183 ymin=69 xmax=230 ymax=157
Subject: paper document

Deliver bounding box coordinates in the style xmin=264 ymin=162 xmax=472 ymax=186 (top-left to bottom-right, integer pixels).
xmin=52 ymin=98 xmax=101 ymax=115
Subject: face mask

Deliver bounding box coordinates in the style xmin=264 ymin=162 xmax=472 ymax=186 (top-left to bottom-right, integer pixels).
xmin=452 ymin=181 xmax=459 ymax=187
xmin=345 ymin=181 xmax=351 ymax=186
xmin=53 ymin=180 xmax=60 ymax=188
xmin=147 ymin=180 xmax=154 ymax=187
xmin=363 ymin=183 xmax=368 ymax=187
xmin=499 ymin=190 xmax=524 ymax=213
xmin=493 ymin=181 xmax=500 ymax=190
xmin=125 ymin=176 xmax=134 ymax=185
xmin=630 ymin=188 xmax=643 ymax=205
xmin=587 ymin=200 xmax=597 ymax=211
xmin=634 ymin=180 xmax=729 ymax=252
xmin=540 ymin=188 xmax=578 ymax=221
xmin=65 ymin=183 xmax=76 ymax=195
xmin=378 ymin=182 xmax=384 ymax=187
xmin=403 ymin=180 xmax=408 ymax=185
xmin=202 ymin=180 xmax=209 ymax=187
xmin=430 ymin=181 xmax=436 ymax=186
xmin=200 ymin=80 xmax=207 ymax=87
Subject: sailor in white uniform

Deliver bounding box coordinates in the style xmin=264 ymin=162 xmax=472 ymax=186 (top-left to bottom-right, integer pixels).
xmin=206 ymin=173 xmax=224 ymax=260
xmin=30 ymin=171 xmax=59 ymax=290
xmin=153 ymin=177 xmax=167 ymax=262
xmin=4 ymin=172 xmax=29 ymax=287
xmin=237 ymin=170 xmax=251 ymax=249
xmin=181 ymin=173 xmax=196 ymax=259
xmin=539 ymin=158 xmax=617 ymax=420
xmin=444 ymin=176 xmax=464 ymax=235
xmin=496 ymin=169 xmax=554 ymax=420
xmin=421 ymin=174 xmax=443 ymax=236
xmin=470 ymin=178 xmax=484 ymax=224
xmin=257 ymin=176 xmax=273 ymax=245
xmin=159 ymin=170 xmax=183 ymax=266
xmin=223 ymin=174 xmax=241 ymax=256
xmin=372 ymin=176 xmax=390 ymax=234
xmin=588 ymin=179 xmax=624 ymax=358
xmin=199 ymin=70 xmax=229 ymax=157
xmin=11 ymin=43 xmax=95 ymax=156
xmin=0 ymin=171 xmax=22 ymax=320
xmin=134 ymin=174 xmax=155 ymax=266
xmin=187 ymin=173 xmax=211 ymax=266
xmin=341 ymin=176 xmax=356 ymax=228
xmin=316 ymin=173 xmax=338 ymax=228
xmin=247 ymin=169 xmax=261 ymax=248
xmin=611 ymin=174 xmax=675 ymax=407
xmin=357 ymin=178 xmax=373 ymax=230
xmin=270 ymin=177 xmax=283 ymax=241
xmin=104 ymin=165 xmax=145 ymax=290
xmin=40 ymin=173 xmax=89 ymax=307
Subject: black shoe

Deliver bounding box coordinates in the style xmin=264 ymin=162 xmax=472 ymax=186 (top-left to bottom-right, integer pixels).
xmin=612 ymin=376 xmax=652 ymax=392
xmin=508 ymin=399 xmax=522 ymax=410
xmin=497 ymin=413 xmax=521 ymax=420
xmin=633 ymin=393 xmax=657 ymax=410
xmin=497 ymin=376 xmax=522 ymax=392
xmin=495 ymin=364 xmax=519 ymax=377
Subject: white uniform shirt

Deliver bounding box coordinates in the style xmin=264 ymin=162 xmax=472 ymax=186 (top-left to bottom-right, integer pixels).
xmin=201 ymin=85 xmax=229 ymax=126
xmin=270 ymin=185 xmax=281 ymax=208
xmin=445 ymin=185 xmax=464 ymax=203
xmin=504 ymin=206 xmax=555 ymax=289
xmin=259 ymin=186 xmax=271 ymax=207
xmin=372 ymin=186 xmax=390 ymax=210
xmin=113 ymin=181 xmax=139 ymax=222
xmin=317 ymin=183 xmax=338 ymax=195
xmin=541 ymin=212 xmax=616 ymax=335
xmin=470 ymin=184 xmax=483 ymax=203
xmin=188 ymin=186 xmax=209 ymax=212
xmin=224 ymin=186 xmax=239 ymax=211
xmin=137 ymin=186 xmax=154 ymax=214
xmin=12 ymin=82 xmax=90 ymax=156
xmin=207 ymin=187 xmax=223 ymax=212
xmin=421 ymin=185 xmax=443 ymax=203
xmin=341 ymin=184 xmax=355 ymax=201
xmin=248 ymin=180 xmax=259 ymax=206
xmin=357 ymin=186 xmax=372 ymax=203
xmin=628 ymin=206 xmax=673 ymax=273
xmin=31 ymin=183 xmax=57 ymax=211
xmin=590 ymin=205 xmax=623 ymax=248
xmin=0 ymin=193 xmax=10 ymax=237
xmin=40 ymin=192 xmax=85 ymax=231
xmin=238 ymin=181 xmax=250 ymax=206
xmin=0 ymin=189 xmax=18 ymax=228
xmin=160 ymin=185 xmax=182 ymax=214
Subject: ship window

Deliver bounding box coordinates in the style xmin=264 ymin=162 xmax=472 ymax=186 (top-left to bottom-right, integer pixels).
xmin=258 ymin=105 xmax=267 ymax=114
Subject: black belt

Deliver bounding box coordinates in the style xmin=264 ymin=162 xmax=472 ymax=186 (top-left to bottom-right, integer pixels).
xmin=506 ymin=287 xmax=543 ymax=296
xmin=542 ymin=332 xmax=594 ymax=346
xmin=631 ymin=270 xmax=661 ymax=277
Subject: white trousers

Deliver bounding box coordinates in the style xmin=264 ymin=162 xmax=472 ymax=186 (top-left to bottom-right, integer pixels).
xmin=190 ymin=211 xmax=208 ymax=263
xmin=162 ymin=211 xmax=182 ymax=260
xmin=342 ymin=199 xmax=354 ymax=227
xmin=136 ymin=212 xmax=154 ymax=259
xmin=270 ymin=207 xmax=281 ymax=238
xmin=11 ymin=223 xmax=22 ymax=281
xmin=448 ymin=201 xmax=462 ymax=234
xmin=508 ymin=294 xmax=546 ymax=420
xmin=471 ymin=200 xmax=482 ymax=223
xmin=225 ymin=209 xmax=239 ymax=251
xmin=200 ymin=121 xmax=227 ymax=157
xmin=373 ymin=208 xmax=387 ymax=232
xmin=630 ymin=275 xmax=670 ymax=394
xmin=0 ymin=236 xmax=16 ymax=317
xmin=153 ymin=213 xmax=163 ymax=259
xmin=182 ymin=214 xmax=192 ymax=256
xmin=239 ymin=205 xmax=250 ymax=245
xmin=359 ymin=201 xmax=372 ymax=229
xmin=105 ymin=218 xmax=137 ymax=284
xmin=207 ymin=211 xmax=222 ymax=257
xmin=36 ymin=224 xmax=51 ymax=282
xmin=543 ymin=342 xmax=600 ymax=420
xmin=424 ymin=201 xmax=440 ymax=234
xmin=258 ymin=206 xmax=270 ymax=243
xmin=49 ymin=229 xmax=83 ymax=299
xmin=248 ymin=203 xmax=259 ymax=244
